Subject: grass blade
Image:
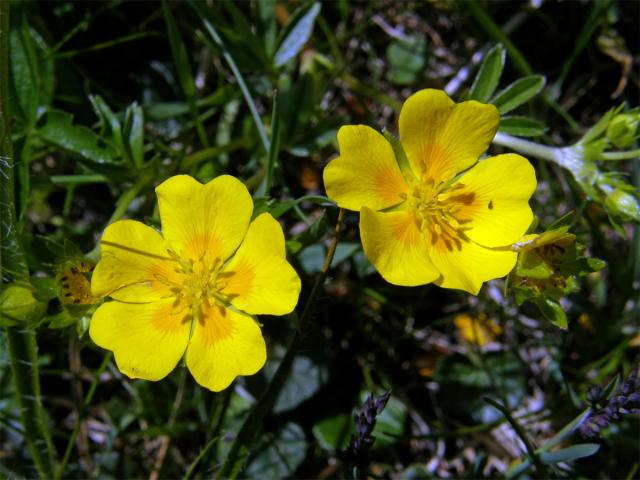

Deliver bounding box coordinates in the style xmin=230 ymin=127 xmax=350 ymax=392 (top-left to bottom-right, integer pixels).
xmin=192 ymin=1 xmax=270 ymax=153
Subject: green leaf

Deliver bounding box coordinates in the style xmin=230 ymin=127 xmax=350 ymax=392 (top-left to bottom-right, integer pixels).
xmin=312 ymin=414 xmax=351 ymax=451
xmin=382 ymin=129 xmax=412 ymax=174
xmin=269 ymin=353 xmax=328 ymax=414
xmin=145 ymin=101 xmax=191 ymax=120
xmin=534 ymin=297 xmax=567 ymax=329
xmin=0 ymin=284 xmax=47 ymax=326
xmin=469 ymin=43 xmax=505 ymax=102
xmin=499 ymin=116 xmax=547 ymax=137
xmin=9 ymin=10 xmax=40 ymax=126
xmin=491 ymin=75 xmax=546 ymax=114
xmin=299 ymin=244 xmax=325 ymax=274
xmin=516 ymin=251 xmax=555 ymax=279
xmin=163 ymin=0 xmax=195 ymax=99
xmin=256 ymin=93 xmax=280 ymax=197
xmin=331 ymin=242 xmax=360 ymax=268
xmin=273 ymin=2 xmax=321 ymax=67
xmin=245 ymin=423 xmax=306 ymax=478
xmin=89 ymin=95 xmax=124 ymax=151
xmin=35 ymin=109 xmax=121 ymax=165
xmin=386 ymin=34 xmax=427 ymax=85
xmin=540 ymin=443 xmax=600 ymax=464
xmin=547 ymin=212 xmax=575 ymax=230
xmin=123 ymin=103 xmax=144 ymax=167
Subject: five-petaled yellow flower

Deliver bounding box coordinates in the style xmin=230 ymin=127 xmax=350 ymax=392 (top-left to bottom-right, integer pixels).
xmin=89 ymin=175 xmax=301 ymax=392
xmin=324 ymin=89 xmax=537 ymax=294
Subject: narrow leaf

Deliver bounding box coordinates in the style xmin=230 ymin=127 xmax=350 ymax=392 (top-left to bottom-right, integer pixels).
xmin=540 ymin=443 xmax=600 ymax=464
xmin=273 ymin=2 xmax=321 ymax=67
xmin=491 ymin=75 xmax=546 ymax=114
xmin=163 ymin=0 xmax=195 ymax=98
xmin=123 ymin=103 xmax=144 ymax=167
xmin=89 ymin=95 xmax=124 ymax=149
xmin=499 ymin=116 xmax=547 ymax=137
xmin=469 ymin=43 xmax=505 ymax=102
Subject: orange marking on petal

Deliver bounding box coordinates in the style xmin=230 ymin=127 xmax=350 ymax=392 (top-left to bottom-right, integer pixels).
xmin=198 ymin=303 xmax=237 ymax=345
xmin=389 ymin=213 xmax=421 ymax=247
xmin=151 ymin=303 xmax=190 ymax=334
xmin=222 ymin=259 xmax=256 ymax=300
xmin=374 ymin=168 xmax=407 ymax=205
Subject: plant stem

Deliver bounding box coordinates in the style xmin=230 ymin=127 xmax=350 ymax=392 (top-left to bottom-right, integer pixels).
xmin=55 ymin=352 xmax=113 ymax=480
xmin=1 ymin=3 xmax=55 ymax=477
xmin=149 ymin=369 xmax=187 ymax=480
xmin=493 ymin=132 xmax=561 ymax=163
xmin=215 ymin=209 xmax=346 ymax=479
xmin=493 ymin=131 xmax=590 ymax=180
xmin=599 ymin=148 xmax=640 ymax=161
xmin=484 ymin=397 xmax=548 ymax=478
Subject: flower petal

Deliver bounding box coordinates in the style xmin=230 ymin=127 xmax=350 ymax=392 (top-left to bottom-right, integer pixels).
xmin=221 ymin=213 xmax=301 ymax=315
xmin=428 ymin=237 xmax=517 ymax=295
xmin=186 ymin=302 xmax=266 ymax=392
xmin=453 ymin=154 xmax=536 ymax=247
xmin=324 ymin=125 xmax=408 ymax=211
xmin=89 ymin=298 xmax=191 ymax=381
xmin=360 ymin=207 xmax=439 ymax=286
xmin=399 ymin=89 xmax=499 ymax=183
xmin=156 ymin=175 xmax=253 ymax=262
xmin=91 ymin=220 xmax=176 ymax=302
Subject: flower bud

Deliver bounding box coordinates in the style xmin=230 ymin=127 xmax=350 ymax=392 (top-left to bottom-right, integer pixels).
xmin=606 ymin=113 xmax=639 ymax=148
xmin=604 ymin=189 xmax=640 ymax=222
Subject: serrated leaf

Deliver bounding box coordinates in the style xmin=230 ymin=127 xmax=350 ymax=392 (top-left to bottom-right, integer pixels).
xmin=540 ymin=443 xmax=600 ymax=464
xmin=273 ymin=2 xmax=321 ymax=67
xmin=469 ymin=44 xmax=505 ymax=102
xmin=491 ymin=75 xmax=546 ymax=114
xmin=499 ymin=116 xmax=547 ymax=137
xmin=35 ymin=109 xmax=121 ymax=165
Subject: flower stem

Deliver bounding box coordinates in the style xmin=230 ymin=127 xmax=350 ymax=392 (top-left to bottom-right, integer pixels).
xmin=493 ymin=132 xmax=561 ymax=164
xmin=599 ymin=148 xmax=640 ymax=161
xmin=1 ymin=2 xmax=55 ymax=477
xmin=215 ymin=209 xmax=346 ymax=479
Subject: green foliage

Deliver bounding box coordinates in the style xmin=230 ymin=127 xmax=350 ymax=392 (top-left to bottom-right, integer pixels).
xmin=469 ymin=43 xmax=505 ymax=102
xmin=386 ymin=34 xmax=427 ymax=85
xmin=511 ymin=224 xmax=606 ymax=329
xmin=1 ymin=2 xmax=638 ymax=479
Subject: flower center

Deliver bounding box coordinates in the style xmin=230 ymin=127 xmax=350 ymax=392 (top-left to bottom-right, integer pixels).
xmin=155 ymin=250 xmax=229 ymax=316
xmin=407 ymin=177 xmax=475 ymax=251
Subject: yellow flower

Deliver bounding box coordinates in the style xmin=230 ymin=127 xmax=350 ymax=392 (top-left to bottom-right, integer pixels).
xmin=453 ymin=313 xmax=502 ymax=347
xmin=323 ymin=89 xmax=537 ymax=294
xmin=89 ymin=175 xmax=301 ymax=392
